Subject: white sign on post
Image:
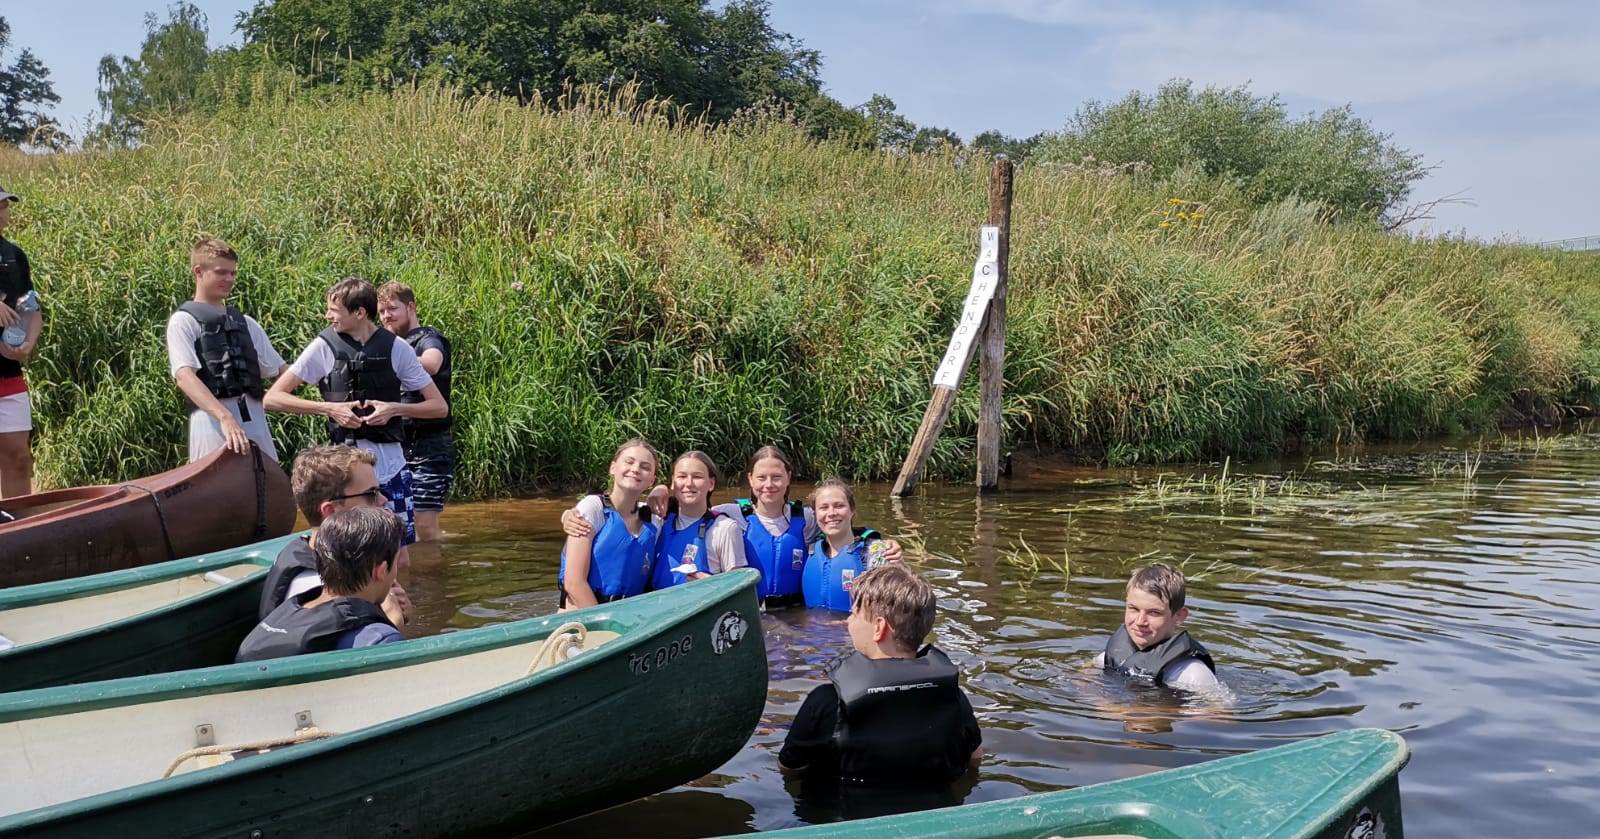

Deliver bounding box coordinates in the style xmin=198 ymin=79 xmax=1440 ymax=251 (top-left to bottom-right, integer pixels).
xmin=931 ymin=226 xmax=1001 ymax=389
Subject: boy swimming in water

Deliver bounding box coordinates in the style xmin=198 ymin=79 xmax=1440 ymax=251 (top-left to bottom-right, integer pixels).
xmin=1096 ymin=562 xmax=1219 ymax=690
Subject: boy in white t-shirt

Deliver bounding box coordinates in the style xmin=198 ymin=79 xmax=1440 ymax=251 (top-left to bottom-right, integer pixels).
xmin=164 ymin=238 xmax=286 ymax=462
xmin=264 ymin=276 xmax=447 ymax=544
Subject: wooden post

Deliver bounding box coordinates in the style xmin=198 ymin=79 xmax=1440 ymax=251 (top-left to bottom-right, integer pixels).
xmin=977 ymin=159 xmax=1013 ymax=492
xmin=892 ymin=160 xmax=1014 ymax=497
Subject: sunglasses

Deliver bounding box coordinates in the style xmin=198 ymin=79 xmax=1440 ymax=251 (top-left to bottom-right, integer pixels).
xmin=331 ymin=485 xmax=389 ymax=504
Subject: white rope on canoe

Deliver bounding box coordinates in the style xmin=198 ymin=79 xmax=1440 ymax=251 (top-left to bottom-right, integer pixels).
xmin=162 ymin=727 xmax=336 ymax=779
xmin=525 ymin=621 xmax=588 ymax=676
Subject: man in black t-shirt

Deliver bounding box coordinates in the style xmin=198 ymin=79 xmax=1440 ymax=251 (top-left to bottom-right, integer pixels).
xmin=377 ymin=281 xmax=454 ymax=542
xmin=0 ymin=187 xmax=41 ymax=498
xmin=779 ymin=565 xmax=983 ymax=789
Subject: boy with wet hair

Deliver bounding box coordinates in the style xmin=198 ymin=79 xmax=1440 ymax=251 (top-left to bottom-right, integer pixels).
xmin=780 ymin=564 xmax=982 ymax=785
xmin=1096 ymin=562 xmax=1218 ymax=690
xmin=260 ymin=444 xmax=411 ymax=628
xmin=236 ymin=506 xmax=407 ymax=662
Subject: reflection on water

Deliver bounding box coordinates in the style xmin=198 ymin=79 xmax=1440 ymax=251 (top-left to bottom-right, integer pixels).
xmin=406 ymin=433 xmax=1600 ymax=836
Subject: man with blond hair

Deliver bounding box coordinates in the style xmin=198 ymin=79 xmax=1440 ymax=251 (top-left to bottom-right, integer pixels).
xmin=165 ymin=237 xmax=286 ymax=461
xmin=377 ymin=281 xmax=454 ymax=541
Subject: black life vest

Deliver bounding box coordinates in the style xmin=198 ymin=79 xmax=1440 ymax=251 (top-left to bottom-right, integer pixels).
xmin=235 ymin=595 xmax=395 ymax=663
xmin=258 ymin=535 xmax=318 ymax=620
xmin=178 ymin=302 xmax=264 ymax=416
xmin=1102 ymin=626 xmax=1215 ymax=686
xmin=828 ymin=645 xmax=969 ymax=785
xmin=316 ymin=326 xmax=404 ymax=444
xmin=400 ymin=326 xmax=451 ymax=438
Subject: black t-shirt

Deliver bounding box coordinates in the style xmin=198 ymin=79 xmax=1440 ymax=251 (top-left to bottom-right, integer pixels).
xmin=778 ymin=682 xmax=982 ymax=779
xmin=0 ymin=237 xmax=33 ymax=380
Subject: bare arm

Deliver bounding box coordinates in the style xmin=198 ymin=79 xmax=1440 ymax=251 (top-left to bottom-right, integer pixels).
xmin=0 ymin=309 xmax=41 ymax=362
xmin=561 ymin=533 xmax=599 ymax=609
xmin=265 ymin=370 xmax=363 ymax=428
xmin=360 ymin=381 xmax=447 ymax=426
xmin=417 ymin=347 xmax=444 ymax=376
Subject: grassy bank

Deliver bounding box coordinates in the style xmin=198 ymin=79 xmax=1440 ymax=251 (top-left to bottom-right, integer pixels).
xmin=3 ymin=87 xmax=1598 ymax=497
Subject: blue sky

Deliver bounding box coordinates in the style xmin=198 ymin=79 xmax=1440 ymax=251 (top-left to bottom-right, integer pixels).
xmin=7 ymin=1 xmax=1597 ymax=242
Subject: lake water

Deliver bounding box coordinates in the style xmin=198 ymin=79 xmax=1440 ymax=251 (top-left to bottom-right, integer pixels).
xmin=402 ymin=430 xmax=1600 ymax=836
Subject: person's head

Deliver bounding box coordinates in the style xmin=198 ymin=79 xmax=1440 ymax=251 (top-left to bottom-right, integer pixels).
xmin=746 ymin=445 xmax=794 ymax=506
xmin=325 ymin=276 xmax=379 ymax=333
xmin=609 ymin=438 xmax=658 ymax=494
xmin=0 ymin=188 xmax=16 ymax=232
xmin=376 ymin=281 xmax=420 ymax=335
xmin=671 ymin=450 xmax=719 ymax=509
xmin=1123 ymin=563 xmax=1190 ymax=649
xmin=313 ymin=506 xmax=403 ymax=598
xmin=190 ymin=238 xmax=239 ymax=303
xmin=291 ymin=444 xmax=384 ymax=525
xmin=810 ymin=478 xmax=856 ymax=539
xmin=848 ymin=564 xmax=935 ymax=658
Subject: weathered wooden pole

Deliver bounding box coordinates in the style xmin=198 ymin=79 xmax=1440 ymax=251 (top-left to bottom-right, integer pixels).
xmin=892 ymin=159 xmax=1014 ymax=497
xmin=976 ymin=159 xmax=1013 ymax=492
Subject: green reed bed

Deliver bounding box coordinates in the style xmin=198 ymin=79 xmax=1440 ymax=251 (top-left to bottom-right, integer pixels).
xmin=2 ymin=87 xmax=1598 ymax=496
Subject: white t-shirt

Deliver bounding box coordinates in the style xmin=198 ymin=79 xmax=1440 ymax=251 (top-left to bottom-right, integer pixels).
xmin=288 ymin=332 xmax=433 ymax=482
xmin=713 ymin=501 xmax=820 ymax=544
xmin=165 ymin=307 xmax=286 ymax=462
xmin=1092 ymin=650 xmax=1221 ymax=691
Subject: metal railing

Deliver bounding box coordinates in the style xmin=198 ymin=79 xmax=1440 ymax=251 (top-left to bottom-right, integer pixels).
xmin=1539 ymin=235 xmax=1600 ymax=252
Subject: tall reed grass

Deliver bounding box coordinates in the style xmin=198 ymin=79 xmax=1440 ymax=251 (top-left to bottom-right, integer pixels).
xmin=3 ymin=86 xmax=1598 ymax=496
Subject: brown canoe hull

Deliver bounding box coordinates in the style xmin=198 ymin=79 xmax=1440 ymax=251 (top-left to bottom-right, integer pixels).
xmin=0 ymin=446 xmax=296 ymax=587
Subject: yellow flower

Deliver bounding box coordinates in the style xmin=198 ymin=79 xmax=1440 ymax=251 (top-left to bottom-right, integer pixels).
xmin=1159 ymin=221 xmax=1172 ymax=229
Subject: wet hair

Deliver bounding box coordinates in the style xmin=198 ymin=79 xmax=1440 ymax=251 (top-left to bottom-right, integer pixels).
xmin=313 ymin=507 xmax=403 ymax=595
xmin=1127 ymin=563 xmax=1188 ymax=612
xmin=376 ymin=281 xmax=416 ymax=307
xmin=746 ymin=445 xmax=794 ymax=476
xmin=190 ymin=237 xmax=238 ymax=269
xmin=673 ymin=450 xmax=722 ymax=487
xmin=327 ymin=275 xmax=379 ymax=321
xmin=809 ymin=477 xmax=856 ymax=510
xmin=291 ymin=444 xmax=378 ymax=525
xmin=851 ymin=565 xmax=935 ymax=650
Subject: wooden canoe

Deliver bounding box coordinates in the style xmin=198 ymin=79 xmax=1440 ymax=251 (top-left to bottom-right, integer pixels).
xmin=0 ymin=445 xmax=296 ymax=588
xmin=729 ymin=727 xmax=1408 ymax=839
xmin=0 ymin=535 xmax=296 ymax=691
xmin=0 ymin=567 xmax=768 ymax=837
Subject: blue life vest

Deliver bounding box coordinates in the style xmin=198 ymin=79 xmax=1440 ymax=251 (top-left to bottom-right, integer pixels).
xmin=559 ymin=495 xmax=657 ymax=600
xmin=802 ymin=528 xmax=882 ymax=612
xmin=738 ymin=498 xmax=808 ymax=599
xmin=651 ymin=503 xmax=721 ymax=590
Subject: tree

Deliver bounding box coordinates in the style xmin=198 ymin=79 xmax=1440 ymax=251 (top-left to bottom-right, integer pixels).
xmin=91 ymin=3 xmax=212 ymax=147
xmin=971 ymin=129 xmax=1041 ymax=163
xmin=0 ymin=17 xmax=65 ymax=148
xmin=1033 ymin=79 xmax=1427 ymax=224
xmin=856 ymin=93 xmax=914 ymax=150
xmin=910 ymin=125 xmax=960 ymax=153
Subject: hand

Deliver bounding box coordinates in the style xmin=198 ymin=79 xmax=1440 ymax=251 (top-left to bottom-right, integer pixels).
xmin=360 ymin=400 xmax=404 ymax=426
xmin=882 ymin=539 xmax=904 ymax=563
xmin=326 ymin=401 xmax=365 ymax=429
xmin=0 ymin=301 xmax=16 ymax=328
xmin=218 ymin=414 xmax=251 ymax=455
xmin=0 ymin=343 xmax=22 ymax=362
xmin=382 ymin=582 xmax=413 ymax=628
xmin=645 ymin=485 xmax=670 ymax=519
xmin=560 ymin=507 xmax=594 ymax=539
xmin=686 ymin=571 xmax=710 ymax=581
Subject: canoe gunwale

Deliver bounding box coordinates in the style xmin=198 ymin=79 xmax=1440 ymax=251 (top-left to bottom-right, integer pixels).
xmin=0 ymin=567 xmax=765 ymax=832
xmin=0 ymin=536 xmax=292 ymax=609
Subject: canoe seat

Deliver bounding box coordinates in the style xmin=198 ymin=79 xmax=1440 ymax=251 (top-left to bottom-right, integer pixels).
xmin=163 ymin=726 xmax=336 ymax=778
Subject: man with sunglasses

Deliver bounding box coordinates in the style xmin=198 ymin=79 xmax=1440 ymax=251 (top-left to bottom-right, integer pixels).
xmin=266 ymin=277 xmax=447 ymax=546
xmin=259 ymin=444 xmax=412 ymax=628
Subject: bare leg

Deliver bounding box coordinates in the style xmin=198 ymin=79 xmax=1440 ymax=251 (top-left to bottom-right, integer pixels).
xmin=414 ymin=510 xmax=443 ymax=542
xmin=0 ymin=430 xmax=32 ymax=498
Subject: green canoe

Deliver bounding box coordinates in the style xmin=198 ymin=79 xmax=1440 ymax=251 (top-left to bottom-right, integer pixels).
xmin=0 ymin=567 xmax=767 ymax=838
xmin=733 ymin=727 xmax=1406 ymax=839
xmin=0 ymin=535 xmax=296 ymax=691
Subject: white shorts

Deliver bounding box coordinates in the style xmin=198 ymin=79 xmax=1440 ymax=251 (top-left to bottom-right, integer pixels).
xmin=0 ymin=391 xmax=30 ymax=434
xmin=188 ymin=399 xmax=278 ymax=463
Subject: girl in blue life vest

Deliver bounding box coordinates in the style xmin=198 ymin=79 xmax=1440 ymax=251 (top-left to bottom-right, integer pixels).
xmin=558 ymin=438 xmax=660 ymax=610
xmin=650 ymin=451 xmax=746 ymax=590
xmin=714 ymin=446 xmax=903 ymax=608
xmin=802 ymin=478 xmax=889 ymax=612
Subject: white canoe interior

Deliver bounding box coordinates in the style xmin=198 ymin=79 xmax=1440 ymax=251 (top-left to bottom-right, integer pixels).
xmin=0 ymin=564 xmax=265 ymax=650
xmin=0 ymin=626 xmax=620 ymax=817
